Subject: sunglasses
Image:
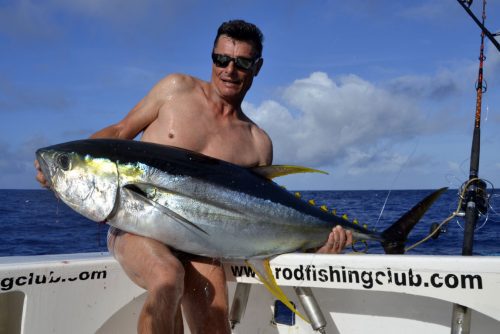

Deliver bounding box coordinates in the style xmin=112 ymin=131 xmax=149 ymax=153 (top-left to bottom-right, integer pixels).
xmin=211 ymin=53 xmax=260 ymax=71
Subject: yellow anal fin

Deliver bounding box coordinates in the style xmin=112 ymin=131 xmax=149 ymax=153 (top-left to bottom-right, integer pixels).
xmin=245 ymin=259 xmax=310 ymax=323
xmin=251 ymin=165 xmax=328 ymax=180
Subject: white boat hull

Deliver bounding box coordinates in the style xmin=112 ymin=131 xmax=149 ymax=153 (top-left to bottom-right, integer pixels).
xmin=1 ymin=253 xmax=499 ymax=333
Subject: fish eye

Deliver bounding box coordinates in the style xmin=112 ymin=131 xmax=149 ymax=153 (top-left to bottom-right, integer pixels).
xmin=57 ymin=154 xmax=71 ymax=171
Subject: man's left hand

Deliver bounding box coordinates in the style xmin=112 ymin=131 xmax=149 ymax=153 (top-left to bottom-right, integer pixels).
xmin=315 ymin=225 xmax=353 ymax=254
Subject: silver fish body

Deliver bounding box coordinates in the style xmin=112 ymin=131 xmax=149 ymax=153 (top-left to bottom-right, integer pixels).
xmin=36 ymin=139 xmax=445 ymax=258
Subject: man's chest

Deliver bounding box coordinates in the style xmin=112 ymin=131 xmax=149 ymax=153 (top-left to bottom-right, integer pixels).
xmin=150 ymin=110 xmax=261 ymax=166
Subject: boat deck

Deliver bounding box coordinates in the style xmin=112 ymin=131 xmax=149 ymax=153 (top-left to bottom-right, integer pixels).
xmin=1 ymin=252 xmax=499 ymax=333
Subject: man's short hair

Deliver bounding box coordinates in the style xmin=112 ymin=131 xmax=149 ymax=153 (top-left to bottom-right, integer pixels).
xmin=214 ymin=20 xmax=264 ymax=58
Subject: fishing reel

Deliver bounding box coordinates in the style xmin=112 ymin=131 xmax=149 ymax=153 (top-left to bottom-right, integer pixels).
xmin=428 ymin=179 xmax=489 ymax=240
xmin=459 ymin=178 xmax=489 ymax=217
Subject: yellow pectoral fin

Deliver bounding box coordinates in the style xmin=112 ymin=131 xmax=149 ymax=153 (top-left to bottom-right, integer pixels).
xmin=245 ymin=259 xmax=310 ymax=323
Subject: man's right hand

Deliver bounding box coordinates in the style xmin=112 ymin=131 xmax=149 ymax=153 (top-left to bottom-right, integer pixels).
xmin=34 ymin=159 xmax=50 ymax=188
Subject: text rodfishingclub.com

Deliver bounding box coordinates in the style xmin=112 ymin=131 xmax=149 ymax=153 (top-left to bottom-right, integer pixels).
xmin=1 ymin=265 xmax=485 ymax=292
xmin=230 ymin=264 xmax=483 ymax=290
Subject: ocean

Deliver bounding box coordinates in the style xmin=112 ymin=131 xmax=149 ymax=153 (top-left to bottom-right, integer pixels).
xmin=1 ymin=189 xmax=499 ymax=257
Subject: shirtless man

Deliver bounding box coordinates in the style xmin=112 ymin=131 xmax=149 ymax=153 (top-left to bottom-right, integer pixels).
xmin=36 ymin=20 xmax=352 ymax=334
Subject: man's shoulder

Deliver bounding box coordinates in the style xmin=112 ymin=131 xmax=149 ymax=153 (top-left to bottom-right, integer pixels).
xmin=249 ymin=124 xmax=273 ymax=165
xmin=155 ymin=73 xmax=207 ymax=93
xmin=240 ymin=112 xmax=271 ymax=144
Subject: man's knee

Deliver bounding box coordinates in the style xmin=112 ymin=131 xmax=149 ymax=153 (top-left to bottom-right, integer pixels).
xmin=148 ymin=260 xmax=186 ymax=295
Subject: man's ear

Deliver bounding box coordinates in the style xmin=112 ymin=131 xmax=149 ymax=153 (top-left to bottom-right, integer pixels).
xmin=254 ymin=58 xmax=264 ymax=77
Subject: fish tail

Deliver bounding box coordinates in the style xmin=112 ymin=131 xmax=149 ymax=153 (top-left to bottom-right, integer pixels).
xmin=381 ymin=187 xmax=448 ymax=254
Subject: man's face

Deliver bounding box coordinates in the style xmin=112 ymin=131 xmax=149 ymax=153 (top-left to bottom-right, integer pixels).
xmin=211 ymin=35 xmax=262 ymax=103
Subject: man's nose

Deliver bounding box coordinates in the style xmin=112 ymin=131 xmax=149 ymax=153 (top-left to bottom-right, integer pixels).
xmin=225 ymin=60 xmax=237 ymax=73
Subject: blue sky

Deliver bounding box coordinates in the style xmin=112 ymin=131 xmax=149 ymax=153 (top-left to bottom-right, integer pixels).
xmin=1 ymin=0 xmax=499 ymax=190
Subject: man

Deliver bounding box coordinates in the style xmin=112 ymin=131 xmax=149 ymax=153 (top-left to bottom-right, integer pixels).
xmin=36 ymin=20 xmax=352 ymax=334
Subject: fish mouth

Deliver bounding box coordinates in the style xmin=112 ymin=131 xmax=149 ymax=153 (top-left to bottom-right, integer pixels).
xmin=35 ymin=149 xmax=53 ymax=188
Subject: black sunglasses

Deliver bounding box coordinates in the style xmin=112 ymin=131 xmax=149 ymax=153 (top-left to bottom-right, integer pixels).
xmin=211 ymin=53 xmax=260 ymax=71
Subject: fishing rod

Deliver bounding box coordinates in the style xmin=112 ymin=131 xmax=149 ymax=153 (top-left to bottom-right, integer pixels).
xmin=456 ymin=0 xmax=500 ymax=52
xmin=452 ymin=1 xmax=498 ymax=333
xmin=460 ymin=0 xmax=490 ymax=257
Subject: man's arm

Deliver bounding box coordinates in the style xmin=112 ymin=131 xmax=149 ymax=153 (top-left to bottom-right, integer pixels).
xmin=91 ymin=73 xmax=196 ymax=140
xmin=34 ymin=96 xmax=157 ymax=187
xmin=90 ymin=79 xmax=170 ymax=139
xmin=257 ymin=130 xmax=273 ymax=166
xmin=35 ymin=74 xmax=181 ymax=187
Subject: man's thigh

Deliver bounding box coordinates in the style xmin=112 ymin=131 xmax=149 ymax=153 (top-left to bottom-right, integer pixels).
xmin=108 ymin=228 xmax=183 ymax=289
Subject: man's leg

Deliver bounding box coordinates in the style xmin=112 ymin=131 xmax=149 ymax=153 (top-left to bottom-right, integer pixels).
xmin=108 ymin=229 xmax=185 ymax=334
xmin=181 ymin=256 xmax=231 ymax=334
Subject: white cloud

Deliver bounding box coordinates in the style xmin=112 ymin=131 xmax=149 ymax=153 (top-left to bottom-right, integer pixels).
xmin=343 ymin=148 xmax=406 ymax=175
xmin=0 ymin=136 xmax=49 ymax=176
xmin=246 ymin=72 xmax=426 ymax=169
xmin=0 ymin=0 xmax=181 ymax=39
xmin=447 ymin=161 xmax=461 ymax=173
xmin=52 ymin=0 xmax=156 ymax=21
xmin=0 ymin=0 xmax=59 ymax=39
xmin=485 ymin=40 xmax=500 ymax=85
xmin=386 ymin=69 xmax=463 ymax=100
xmin=398 ymin=2 xmax=450 ymax=20
xmin=0 ymin=77 xmax=72 ymax=113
